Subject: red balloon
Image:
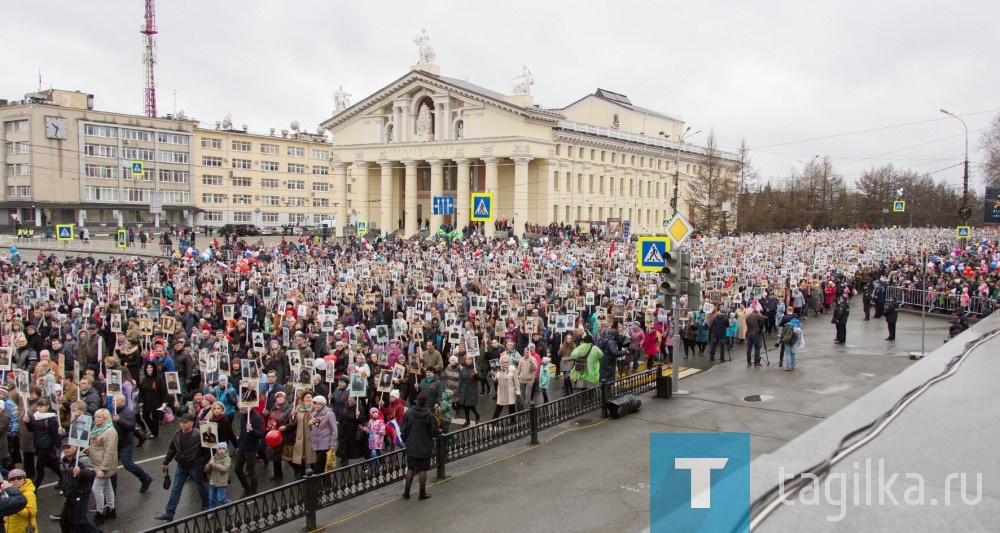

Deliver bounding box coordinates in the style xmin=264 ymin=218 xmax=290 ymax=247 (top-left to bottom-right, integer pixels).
xmin=265 ymin=429 xmax=283 ymax=448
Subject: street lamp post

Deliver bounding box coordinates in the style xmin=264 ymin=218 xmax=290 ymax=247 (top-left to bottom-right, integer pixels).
xmin=659 ymin=128 xmax=701 ymax=218
xmin=940 ymin=109 xmax=971 ymax=243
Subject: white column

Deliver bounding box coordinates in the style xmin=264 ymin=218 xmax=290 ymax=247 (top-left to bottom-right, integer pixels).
xmin=353 ymin=161 xmax=369 ymax=230
xmin=332 ymin=161 xmax=346 ymax=237
xmin=513 ymin=157 xmax=532 ymax=233
xmin=483 ymin=157 xmax=498 ymax=239
xmin=548 ymin=160 xmax=558 ymax=224
xmin=399 ymin=102 xmax=410 ymax=143
xmin=403 ymin=159 xmax=418 ymax=236
xmin=455 ymin=158 xmax=471 ymax=230
xmin=428 ymin=159 xmax=443 ymax=233
xmin=379 ymin=160 xmax=393 ymax=235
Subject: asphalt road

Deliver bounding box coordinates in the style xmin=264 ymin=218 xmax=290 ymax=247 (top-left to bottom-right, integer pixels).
xmin=29 ymin=302 xmax=950 ymax=532
xmin=290 ymin=306 xmax=950 ymax=533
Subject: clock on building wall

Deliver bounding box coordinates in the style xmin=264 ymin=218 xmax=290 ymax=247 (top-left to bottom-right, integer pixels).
xmin=44 ymin=116 xmax=69 ymax=140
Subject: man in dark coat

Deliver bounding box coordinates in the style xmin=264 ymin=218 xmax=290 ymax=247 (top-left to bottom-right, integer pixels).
xmin=884 ymin=297 xmax=900 ymax=341
xmin=597 ymin=329 xmax=621 ymax=383
xmin=833 ymin=297 xmax=850 ymax=344
xmin=234 ymin=406 xmax=264 ymax=498
xmin=401 ymin=392 xmax=440 ymax=501
xmin=708 ymin=312 xmax=729 ymax=362
xmin=111 ymin=394 xmax=153 ymax=494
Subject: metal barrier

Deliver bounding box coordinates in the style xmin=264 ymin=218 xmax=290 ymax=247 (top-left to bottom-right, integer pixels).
xmin=886 ymin=286 xmax=996 ymax=317
xmin=142 ymin=366 xmax=664 ymax=533
xmin=147 ymin=481 xmax=305 ymax=533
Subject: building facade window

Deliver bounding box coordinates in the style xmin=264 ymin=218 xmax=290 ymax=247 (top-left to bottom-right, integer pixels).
xmin=261 ymin=178 xmax=279 ymax=188
xmin=161 ymin=190 xmax=190 ymax=204
xmin=231 ymin=140 xmax=251 ymax=152
xmin=158 ymin=169 xmax=190 ymax=183
xmin=17 ymin=186 xmax=31 ymax=197
xmin=124 ymin=188 xmax=152 ymax=203
xmin=260 ymin=143 xmax=278 ymax=155
xmin=202 ymin=193 xmax=224 ymax=204
xmin=157 ymin=133 xmax=189 ymax=145
xmin=85 ymin=164 xmax=118 ymax=179
xmin=85 ymin=144 xmax=118 ymax=158
xmin=232 ymin=176 xmax=252 ymax=187
xmin=287 ymin=163 xmax=306 ymax=174
xmin=201 ymin=137 xmax=222 ymax=149
xmin=310 ymin=149 xmax=329 ymax=160
xmin=312 ymin=183 xmax=329 ymax=192
xmin=286 ymin=180 xmax=305 ymax=190
xmin=312 ymin=166 xmax=329 ymax=175
xmin=312 ymin=198 xmax=329 ymax=208
xmin=261 ymin=161 xmax=279 ymax=172
xmin=122 ymin=148 xmax=153 ymax=161
xmin=84 ymin=125 xmax=118 ymax=138
xmin=232 ymin=211 xmax=253 ymax=223
xmin=202 ymin=174 xmax=223 ymax=186
xmin=4 ymin=120 xmax=29 ymax=133
xmin=232 ymin=194 xmax=253 ymax=205
xmin=261 ymin=212 xmax=279 ymax=223
xmin=289 ymin=213 xmax=306 ymax=224
xmin=159 ymin=150 xmax=189 ymax=164
xmin=287 ymin=197 xmax=306 ymax=207
xmin=122 ymin=129 xmax=152 ymax=142
xmin=203 ymin=156 xmax=223 ymax=167
xmin=202 ymin=211 xmax=223 ymax=222
xmin=232 ymin=159 xmax=252 ymax=169
xmin=287 ymin=146 xmax=304 ymax=157
xmin=86 ymin=186 xmax=119 ymax=201
xmin=262 ymin=196 xmax=280 ymax=206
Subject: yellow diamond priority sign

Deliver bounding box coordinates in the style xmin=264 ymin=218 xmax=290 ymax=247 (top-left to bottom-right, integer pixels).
xmin=666 ymin=214 xmax=693 ymax=246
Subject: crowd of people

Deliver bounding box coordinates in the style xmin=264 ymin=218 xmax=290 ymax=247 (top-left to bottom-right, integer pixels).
xmin=0 ymin=225 xmax=996 ymax=531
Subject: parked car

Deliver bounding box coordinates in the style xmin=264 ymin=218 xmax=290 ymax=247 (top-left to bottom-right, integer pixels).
xmin=218 ymin=224 xmax=261 ymax=237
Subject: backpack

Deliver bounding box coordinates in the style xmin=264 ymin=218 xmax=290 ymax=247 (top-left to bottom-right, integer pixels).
xmin=781 ymin=324 xmax=798 ymax=345
xmin=574 ymin=345 xmax=596 ymax=372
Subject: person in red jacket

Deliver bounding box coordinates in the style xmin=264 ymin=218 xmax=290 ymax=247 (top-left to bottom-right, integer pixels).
xmin=824 ymin=281 xmax=836 ymax=313
xmin=643 ymin=324 xmax=661 ymax=370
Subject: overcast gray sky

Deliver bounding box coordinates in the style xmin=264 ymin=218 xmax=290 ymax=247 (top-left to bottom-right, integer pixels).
xmin=6 ymin=0 xmax=998 ymax=189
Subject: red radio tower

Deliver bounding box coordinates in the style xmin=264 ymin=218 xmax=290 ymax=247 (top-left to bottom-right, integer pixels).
xmin=141 ymin=0 xmax=158 ymax=118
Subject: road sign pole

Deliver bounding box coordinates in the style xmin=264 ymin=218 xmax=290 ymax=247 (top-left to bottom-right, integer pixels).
xmin=672 ymin=244 xmax=683 ymax=395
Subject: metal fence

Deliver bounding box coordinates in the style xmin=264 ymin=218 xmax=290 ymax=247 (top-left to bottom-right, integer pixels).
xmin=887 ymin=286 xmax=996 ymax=318
xmin=142 ymin=366 xmax=662 ymax=533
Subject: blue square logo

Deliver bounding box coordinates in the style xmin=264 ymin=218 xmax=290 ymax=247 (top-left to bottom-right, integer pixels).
xmin=650 ymin=433 xmax=750 ymax=533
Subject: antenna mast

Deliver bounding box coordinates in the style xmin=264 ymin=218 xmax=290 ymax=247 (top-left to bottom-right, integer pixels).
xmin=141 ymin=0 xmax=158 ymax=118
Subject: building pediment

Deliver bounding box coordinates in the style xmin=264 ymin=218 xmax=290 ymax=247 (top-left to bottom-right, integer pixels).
xmin=320 ymin=70 xmax=562 ymax=135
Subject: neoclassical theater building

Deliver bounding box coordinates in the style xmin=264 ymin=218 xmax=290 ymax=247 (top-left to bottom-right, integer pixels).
xmin=320 ymin=35 xmax=737 ymax=238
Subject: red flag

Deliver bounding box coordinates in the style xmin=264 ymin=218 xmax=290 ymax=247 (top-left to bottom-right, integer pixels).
xmin=609 ymin=241 xmax=616 ymax=257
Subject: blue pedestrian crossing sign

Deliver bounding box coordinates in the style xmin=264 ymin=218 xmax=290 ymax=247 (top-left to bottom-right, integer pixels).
xmin=356 ymin=220 xmax=367 ymax=235
xmin=637 ymin=236 xmax=671 ymax=272
xmin=470 ymin=192 xmax=494 ymax=222
xmin=893 ymin=200 xmax=905 ymax=212
xmin=432 ymin=196 xmax=455 ymax=216
xmin=117 ymin=229 xmax=128 ymax=248
xmin=55 ymin=224 xmax=74 ymax=241
xmin=131 ymin=161 xmax=144 ymax=176
xmin=956 ymin=226 xmax=971 ymax=238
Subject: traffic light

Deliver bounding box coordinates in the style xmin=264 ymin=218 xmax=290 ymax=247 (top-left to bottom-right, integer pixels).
xmin=660 ymin=251 xmax=680 ymax=296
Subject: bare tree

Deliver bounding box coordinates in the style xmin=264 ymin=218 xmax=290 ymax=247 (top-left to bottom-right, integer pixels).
xmin=735 ymin=139 xmax=757 ymax=234
xmin=686 ymin=131 xmax=738 ymax=234
xmin=980 ymin=113 xmax=1000 ymax=187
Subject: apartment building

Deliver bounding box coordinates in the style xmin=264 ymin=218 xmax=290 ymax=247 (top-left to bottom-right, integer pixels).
xmin=0 ymin=88 xmax=196 ymax=228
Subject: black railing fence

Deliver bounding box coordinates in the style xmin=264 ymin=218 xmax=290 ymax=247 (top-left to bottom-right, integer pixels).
xmin=143 ymin=365 xmax=663 ymax=533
